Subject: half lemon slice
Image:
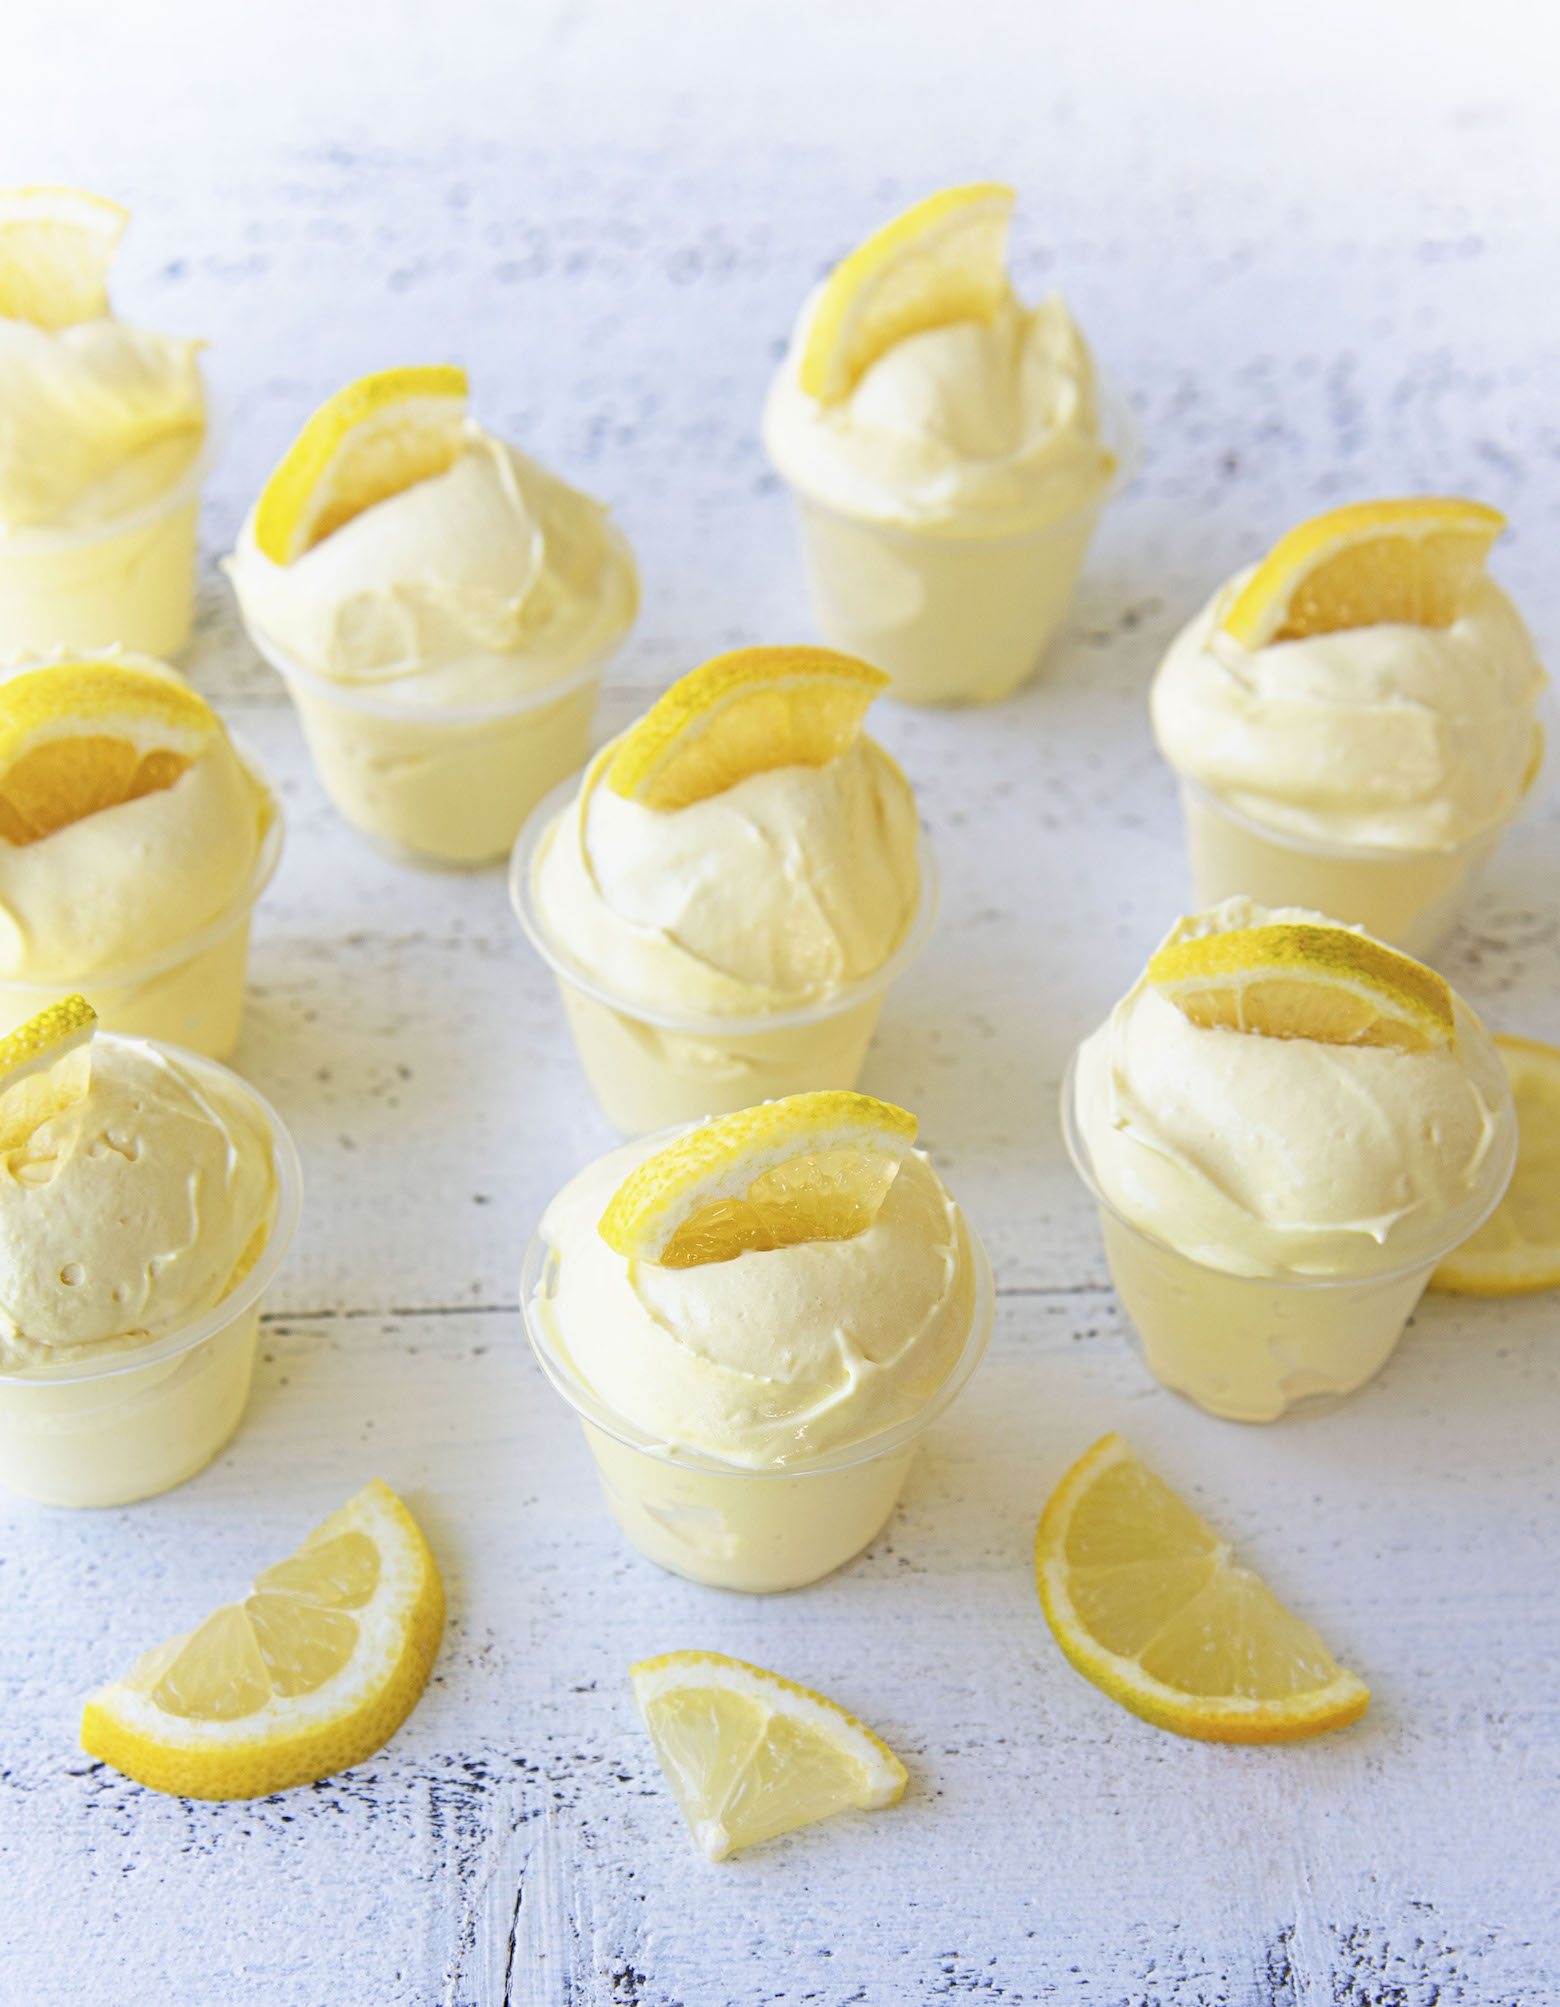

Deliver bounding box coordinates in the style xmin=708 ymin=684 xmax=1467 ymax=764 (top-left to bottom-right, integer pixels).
xmin=1432 ymin=1034 xmax=1560 ymax=1294
xmin=1220 ymin=497 xmax=1506 ymax=650
xmin=1036 ymin=1435 xmax=1370 ymax=1743
xmin=81 ymin=1479 xmax=445 ymax=1800
xmin=604 ymin=646 xmax=888 ymax=812
xmin=798 ymin=182 xmax=1015 ymax=405
xmin=0 ymin=185 xmax=127 ymax=329
xmin=0 ymin=993 xmax=96 ymax=1152
xmin=253 ymin=364 xmax=469 ymax=565
xmin=1147 ymin=922 xmax=1455 ymax=1054
xmin=597 ymin=1090 xmax=918 ymax=1268
xmin=632 ymin=1651 xmax=907 ymax=1861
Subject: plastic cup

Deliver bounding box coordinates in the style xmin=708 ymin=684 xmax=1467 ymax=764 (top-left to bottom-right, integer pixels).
xmin=520 ymin=1211 xmax=994 ymax=1592
xmin=1060 ymin=1050 xmax=1517 ymax=1423
xmin=510 ymin=776 xmax=940 ymax=1133
xmin=0 ymin=1050 xmax=302 ymax=1508
xmin=781 ymin=385 xmax=1136 ymax=707
xmin=0 ymin=748 xmax=282 ymax=1060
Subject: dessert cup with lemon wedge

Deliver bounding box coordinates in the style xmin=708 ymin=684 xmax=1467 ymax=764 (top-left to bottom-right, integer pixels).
xmin=1066 ymin=900 xmax=1517 ymax=1422
xmin=1153 ymin=499 xmax=1548 ymax=956
xmin=0 ymin=998 xmax=300 ymax=1508
xmin=0 ymin=655 xmax=280 ymax=1055
xmin=523 ymin=1092 xmax=993 ymax=1592
xmin=0 ymin=188 xmax=211 ymax=659
xmin=227 ymin=366 xmax=637 ymax=866
xmin=514 ymin=646 xmax=936 ymax=1132
xmin=764 ymin=184 xmax=1131 ymax=705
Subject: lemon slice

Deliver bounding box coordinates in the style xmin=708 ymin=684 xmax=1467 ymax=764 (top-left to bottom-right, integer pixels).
xmin=604 ymin=646 xmax=888 ymax=813
xmin=253 ymin=364 xmax=469 ymax=565
xmin=1221 ymin=497 xmax=1507 ymax=650
xmin=81 ymin=1480 xmax=444 ymax=1800
xmin=598 ymin=1090 xmax=918 ymax=1269
xmin=1036 ymin=1435 xmax=1370 ymax=1743
xmin=632 ymin=1651 xmax=907 ymax=1861
xmin=1147 ymin=922 xmax=1454 ymax=1054
xmin=0 ymin=185 xmax=127 ymax=330
xmin=0 ymin=993 xmax=96 ymax=1152
xmin=1432 ymin=1034 xmax=1560 ymax=1294
xmin=798 ymin=182 xmax=1015 ymax=405
xmin=0 ymin=659 xmax=216 ymax=847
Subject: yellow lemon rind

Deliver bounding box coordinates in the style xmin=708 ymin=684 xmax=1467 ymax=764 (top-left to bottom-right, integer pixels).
xmin=1431 ymin=1034 xmax=1560 ymax=1295
xmin=0 ymin=993 xmax=96 ymax=1087
xmin=0 ymin=660 xmax=216 ymax=769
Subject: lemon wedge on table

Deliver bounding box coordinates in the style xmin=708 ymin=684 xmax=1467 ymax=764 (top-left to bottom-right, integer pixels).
xmin=598 ymin=1090 xmax=919 ymax=1268
xmin=1036 ymin=1435 xmax=1370 ymax=1743
xmin=604 ymin=646 xmax=889 ymax=813
xmin=0 ymin=185 xmax=126 ymax=329
xmin=254 ymin=364 xmax=469 ymax=565
xmin=81 ymin=1480 xmax=445 ymax=1800
xmin=798 ymin=182 xmax=1015 ymax=405
xmin=1220 ymin=497 xmax=1506 ymax=650
xmin=1433 ymin=1034 xmax=1560 ymax=1294
xmin=0 ymin=993 xmax=96 ymax=1151
xmin=1147 ymin=922 xmax=1455 ymax=1054
xmin=632 ymin=1652 xmax=907 ymax=1861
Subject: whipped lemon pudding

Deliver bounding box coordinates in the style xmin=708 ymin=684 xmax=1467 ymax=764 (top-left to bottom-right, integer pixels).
xmin=228 ymin=366 xmax=636 ymax=864
xmin=0 ymin=655 xmax=278 ymax=1054
xmin=1153 ymin=499 xmax=1547 ymax=954
xmin=0 ymin=998 xmax=297 ymax=1506
xmin=525 ymin=1092 xmax=988 ymax=1590
xmin=0 ymin=189 xmax=209 ymax=659
xmin=1067 ymin=901 xmax=1516 ymax=1420
xmin=764 ymin=183 xmax=1124 ymax=704
xmin=518 ymin=646 xmax=929 ymax=1132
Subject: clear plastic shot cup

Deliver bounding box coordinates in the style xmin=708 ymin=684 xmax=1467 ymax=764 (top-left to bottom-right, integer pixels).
xmin=0 ymin=748 xmax=282 ymax=1060
xmin=783 ymin=385 xmax=1136 ymax=707
xmin=510 ymin=775 xmax=941 ymax=1134
xmin=1060 ymin=1050 xmax=1517 ymax=1424
xmin=520 ymin=1210 xmax=994 ymax=1592
xmin=0 ymin=1050 xmax=302 ymax=1508
xmin=245 ymin=622 xmax=619 ymax=868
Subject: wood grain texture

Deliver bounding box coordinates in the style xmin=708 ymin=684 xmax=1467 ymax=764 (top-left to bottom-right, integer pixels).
xmin=1 ymin=2 xmax=1558 ymax=2001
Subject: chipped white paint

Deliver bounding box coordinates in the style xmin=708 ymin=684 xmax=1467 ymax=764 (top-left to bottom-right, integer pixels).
xmin=2 ymin=2 xmax=1558 ymax=2002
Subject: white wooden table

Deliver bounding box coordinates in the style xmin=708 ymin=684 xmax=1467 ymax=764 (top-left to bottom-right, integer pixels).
xmin=3 ymin=4 xmax=1558 ymax=2002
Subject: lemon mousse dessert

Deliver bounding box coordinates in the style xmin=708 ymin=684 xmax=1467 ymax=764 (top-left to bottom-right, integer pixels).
xmin=1153 ymin=499 xmax=1547 ymax=956
xmin=1065 ymin=900 xmax=1516 ymax=1422
xmin=523 ymin=1092 xmax=992 ymax=1592
xmin=0 ymin=188 xmax=210 ymax=660
xmin=515 ymin=645 xmax=932 ymax=1133
xmin=763 ymin=183 xmax=1129 ymax=705
xmin=227 ymin=366 xmax=637 ymax=865
xmin=0 ymin=655 xmax=279 ymax=1054
xmin=0 ymin=997 xmax=300 ymax=1508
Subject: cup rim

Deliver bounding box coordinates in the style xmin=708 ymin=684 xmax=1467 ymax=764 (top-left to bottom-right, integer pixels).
xmin=0 ymin=1037 xmax=303 ymax=1387
xmin=518 ymin=1190 xmax=996 ymax=1477
xmin=509 ymin=770 xmax=941 ymax=1035
xmin=1059 ymin=1044 xmax=1518 ymax=1288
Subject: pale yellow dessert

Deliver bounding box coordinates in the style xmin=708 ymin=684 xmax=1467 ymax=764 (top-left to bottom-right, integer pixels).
xmin=763 ymin=185 xmax=1124 ymax=703
xmin=526 ymin=1092 xmax=987 ymax=1590
xmin=0 ymin=189 xmax=208 ymax=659
xmin=0 ymin=1000 xmax=291 ymax=1507
xmin=227 ymin=366 xmax=636 ymax=864
xmin=0 ymin=655 xmax=278 ymax=1054
xmin=1068 ymin=899 xmax=1516 ymax=1420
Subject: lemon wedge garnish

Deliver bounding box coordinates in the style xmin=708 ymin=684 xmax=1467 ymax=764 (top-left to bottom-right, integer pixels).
xmin=632 ymin=1651 xmax=907 ymax=1861
xmin=0 ymin=185 xmax=127 ymax=329
xmin=0 ymin=993 xmax=96 ymax=1152
xmin=1036 ymin=1435 xmax=1370 ymax=1743
xmin=253 ymin=364 xmax=469 ymax=565
xmin=1147 ymin=922 xmax=1454 ymax=1054
xmin=0 ymin=658 xmax=217 ymax=847
xmin=598 ymin=1090 xmax=918 ymax=1269
xmin=1220 ymin=497 xmax=1507 ymax=650
xmin=604 ymin=646 xmax=888 ymax=813
xmin=81 ymin=1480 xmax=444 ymax=1800
xmin=798 ymin=182 xmax=1015 ymax=405
xmin=1432 ymin=1034 xmax=1560 ymax=1294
